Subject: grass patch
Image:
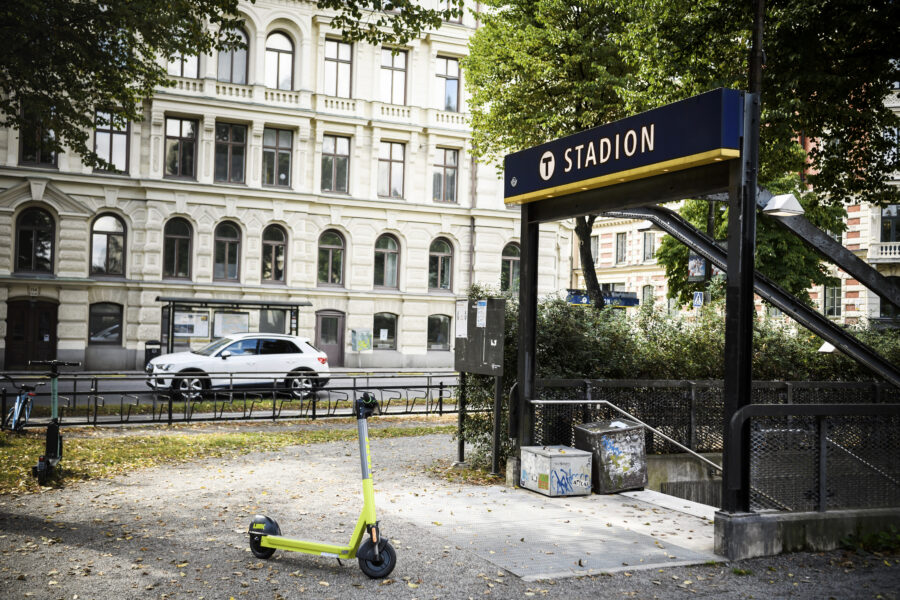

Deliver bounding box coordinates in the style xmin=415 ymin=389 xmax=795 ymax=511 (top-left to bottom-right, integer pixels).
xmin=0 ymin=424 xmax=453 ymax=495
xmin=731 ymin=568 xmax=753 ymax=576
xmin=426 ymin=458 xmax=504 ymax=486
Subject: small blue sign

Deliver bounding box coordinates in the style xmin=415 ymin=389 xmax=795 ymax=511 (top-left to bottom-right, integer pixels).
xmin=693 ymin=291 xmax=705 ymax=308
xmin=566 ymin=289 xmax=640 ymax=307
xmin=504 ymin=88 xmax=744 ymax=205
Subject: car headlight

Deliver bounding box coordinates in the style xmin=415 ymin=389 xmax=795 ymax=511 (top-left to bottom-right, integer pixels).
xmin=152 ymin=364 xmax=174 ymax=372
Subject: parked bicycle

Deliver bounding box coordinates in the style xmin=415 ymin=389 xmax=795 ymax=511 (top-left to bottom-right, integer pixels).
xmin=1 ymin=375 xmax=45 ymax=432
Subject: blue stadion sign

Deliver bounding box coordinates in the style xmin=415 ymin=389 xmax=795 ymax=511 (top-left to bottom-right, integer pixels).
xmin=504 ymin=88 xmax=744 ymax=205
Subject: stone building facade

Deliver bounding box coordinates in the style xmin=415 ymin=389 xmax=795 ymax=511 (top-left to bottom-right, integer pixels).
xmin=0 ymin=0 xmax=573 ymax=371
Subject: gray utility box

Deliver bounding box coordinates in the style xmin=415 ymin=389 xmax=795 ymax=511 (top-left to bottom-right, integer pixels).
xmin=574 ymin=419 xmax=648 ymax=494
xmin=519 ymin=445 xmax=592 ymax=497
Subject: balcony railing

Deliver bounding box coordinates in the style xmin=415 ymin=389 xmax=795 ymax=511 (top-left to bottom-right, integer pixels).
xmin=868 ymin=241 xmax=900 ymax=263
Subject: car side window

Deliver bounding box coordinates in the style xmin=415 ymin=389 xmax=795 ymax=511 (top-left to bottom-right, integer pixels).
xmin=259 ymin=339 xmax=300 ymax=355
xmin=223 ymin=339 xmax=259 ymax=355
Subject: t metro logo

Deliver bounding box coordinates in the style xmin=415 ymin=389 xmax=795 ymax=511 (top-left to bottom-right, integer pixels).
xmin=539 ymin=151 xmax=555 ymax=181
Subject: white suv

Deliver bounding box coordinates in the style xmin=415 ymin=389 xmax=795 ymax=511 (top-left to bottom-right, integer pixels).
xmin=146 ymin=333 xmax=330 ymax=399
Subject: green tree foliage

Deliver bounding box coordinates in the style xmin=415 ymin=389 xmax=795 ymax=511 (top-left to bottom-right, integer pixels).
xmin=656 ymin=190 xmax=847 ymax=305
xmin=463 ymin=0 xmax=637 ymax=307
xmin=615 ymin=0 xmax=900 ymax=207
xmin=0 ymin=0 xmax=463 ymax=169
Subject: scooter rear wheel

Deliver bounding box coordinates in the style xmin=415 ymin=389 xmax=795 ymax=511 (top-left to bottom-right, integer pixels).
xmin=357 ymin=539 xmax=396 ymax=579
xmin=249 ymin=534 xmax=275 ymax=559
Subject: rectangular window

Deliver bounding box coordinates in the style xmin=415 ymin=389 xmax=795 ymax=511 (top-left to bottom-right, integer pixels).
xmin=214 ymin=122 xmax=246 ymax=183
xmin=590 ymin=235 xmax=599 ymax=264
xmin=324 ymin=39 xmax=352 ymax=98
xmin=321 ymin=135 xmax=350 ymax=193
xmin=642 ymin=232 xmax=655 ymax=261
xmin=882 ymin=205 xmax=900 ymax=242
xmin=167 ymin=52 xmax=198 ymax=78
xmin=164 ymin=117 xmax=197 ymax=178
xmin=615 ymin=232 xmax=627 ymax=264
xmin=373 ymin=313 xmax=397 ymax=350
xmin=19 ymin=109 xmax=56 ymax=167
xmin=435 ymin=57 xmax=459 ymax=112
xmin=824 ymin=285 xmax=842 ymax=317
xmin=88 ymin=303 xmax=123 ymax=345
xmin=378 ymin=141 xmax=405 ymax=198
xmin=380 ymin=48 xmax=407 ymax=104
xmin=433 ymin=148 xmax=458 ymax=203
xmin=94 ymin=111 xmax=129 ymax=173
xmin=263 ymin=128 xmax=292 ymax=187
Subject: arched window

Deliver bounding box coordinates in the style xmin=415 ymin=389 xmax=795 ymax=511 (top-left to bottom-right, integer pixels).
xmin=428 ymin=237 xmax=452 ymax=291
xmin=265 ymin=32 xmax=293 ymax=90
xmin=374 ymin=234 xmax=399 ymax=288
xmin=163 ymin=218 xmax=192 ymax=279
xmin=500 ymin=243 xmax=520 ymax=292
xmin=261 ymin=224 xmax=287 ymax=283
xmin=427 ymin=314 xmax=450 ymax=350
xmin=15 ymin=207 xmax=54 ymax=273
xmin=642 ymin=284 xmax=654 ymax=306
xmin=89 ymin=303 xmax=123 ymax=345
xmin=214 ymin=221 xmax=241 ymax=281
xmin=373 ymin=312 xmax=397 ymax=350
xmin=218 ymin=28 xmax=248 ymax=84
xmin=318 ymin=230 xmax=344 ymax=286
xmin=91 ymin=214 xmax=126 ymax=276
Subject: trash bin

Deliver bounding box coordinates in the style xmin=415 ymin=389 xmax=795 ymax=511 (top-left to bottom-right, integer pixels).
xmin=144 ymin=340 xmax=162 ymax=367
xmin=520 ymin=445 xmax=592 ymax=497
xmin=574 ymin=419 xmax=647 ymax=494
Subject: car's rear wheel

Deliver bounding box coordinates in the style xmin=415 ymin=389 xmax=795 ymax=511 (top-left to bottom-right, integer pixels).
xmin=285 ymin=370 xmax=315 ymax=399
xmin=173 ymin=373 xmax=208 ymax=401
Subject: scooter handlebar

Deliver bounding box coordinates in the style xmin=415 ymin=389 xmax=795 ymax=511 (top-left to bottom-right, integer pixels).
xmin=356 ymin=392 xmax=379 ymax=419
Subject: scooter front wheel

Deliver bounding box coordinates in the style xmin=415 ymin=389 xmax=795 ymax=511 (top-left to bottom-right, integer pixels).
xmin=357 ymin=539 xmax=396 ymax=579
xmin=249 ymin=534 xmax=275 ymax=559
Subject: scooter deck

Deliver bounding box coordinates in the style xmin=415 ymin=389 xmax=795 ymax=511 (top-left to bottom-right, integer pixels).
xmin=260 ymin=535 xmax=356 ymax=559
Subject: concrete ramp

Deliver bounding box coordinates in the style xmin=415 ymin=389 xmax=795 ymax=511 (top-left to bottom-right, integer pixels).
xmin=382 ymin=483 xmax=720 ymax=580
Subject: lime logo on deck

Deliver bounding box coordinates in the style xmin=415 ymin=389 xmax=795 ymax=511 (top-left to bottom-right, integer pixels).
xmin=539 ymin=151 xmax=555 ymax=181
xmin=253 ymin=523 xmax=265 ymax=530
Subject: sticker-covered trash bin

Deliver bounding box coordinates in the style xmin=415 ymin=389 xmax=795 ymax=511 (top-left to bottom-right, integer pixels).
xmin=574 ymin=419 xmax=647 ymax=494
xmin=519 ymin=445 xmax=592 ymax=497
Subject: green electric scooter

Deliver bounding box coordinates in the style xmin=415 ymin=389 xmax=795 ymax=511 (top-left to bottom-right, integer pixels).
xmin=248 ymin=392 xmax=397 ymax=578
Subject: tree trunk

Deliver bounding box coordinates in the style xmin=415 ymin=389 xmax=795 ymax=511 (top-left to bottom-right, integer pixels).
xmin=574 ymin=215 xmax=605 ymax=309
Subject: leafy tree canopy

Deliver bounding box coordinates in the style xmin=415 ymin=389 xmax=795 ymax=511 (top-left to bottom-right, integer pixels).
xmin=0 ymin=0 xmax=464 ymax=170
xmin=615 ymin=0 xmax=900 ymax=207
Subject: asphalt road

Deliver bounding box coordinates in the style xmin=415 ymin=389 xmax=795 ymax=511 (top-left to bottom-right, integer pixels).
xmin=1 ymin=430 xmax=898 ymax=599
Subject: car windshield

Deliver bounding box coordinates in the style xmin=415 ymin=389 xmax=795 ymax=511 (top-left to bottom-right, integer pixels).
xmin=192 ymin=337 xmax=235 ymax=356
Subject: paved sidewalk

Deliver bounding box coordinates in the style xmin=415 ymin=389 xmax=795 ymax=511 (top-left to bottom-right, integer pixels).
xmin=1 ymin=430 xmax=898 ymax=599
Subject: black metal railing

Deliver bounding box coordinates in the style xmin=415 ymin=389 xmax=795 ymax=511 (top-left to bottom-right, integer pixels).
xmin=0 ymin=371 xmax=464 ymax=428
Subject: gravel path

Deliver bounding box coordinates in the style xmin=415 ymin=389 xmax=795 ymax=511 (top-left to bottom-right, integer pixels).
xmin=1 ymin=429 xmax=898 ymax=599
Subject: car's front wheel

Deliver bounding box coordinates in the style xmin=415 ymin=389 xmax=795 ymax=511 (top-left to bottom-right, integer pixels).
xmin=285 ymin=370 xmax=315 ymax=399
xmin=173 ymin=373 xmax=208 ymax=401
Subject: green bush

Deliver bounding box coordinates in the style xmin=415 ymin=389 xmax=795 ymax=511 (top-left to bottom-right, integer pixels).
xmin=460 ymin=286 xmax=899 ymax=469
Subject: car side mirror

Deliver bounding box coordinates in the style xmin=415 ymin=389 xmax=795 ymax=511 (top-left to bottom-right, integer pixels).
xmin=220 ymin=351 xmax=232 ymax=360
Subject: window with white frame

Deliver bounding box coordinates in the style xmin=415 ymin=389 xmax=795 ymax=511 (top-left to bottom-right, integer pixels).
xmin=265 ymin=32 xmax=293 ymax=90
xmin=435 ymin=56 xmax=459 ymax=112
xmin=321 ymin=135 xmax=350 ymax=193
xmin=615 ymin=232 xmax=627 ymax=264
xmin=642 ymin=232 xmax=655 ymax=261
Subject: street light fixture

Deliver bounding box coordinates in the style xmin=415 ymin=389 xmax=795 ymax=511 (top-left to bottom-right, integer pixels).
xmin=762 ymin=193 xmax=805 ymax=217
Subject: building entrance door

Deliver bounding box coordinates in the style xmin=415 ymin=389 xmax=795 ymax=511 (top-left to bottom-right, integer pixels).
xmin=4 ymin=300 xmax=58 ymax=369
xmin=315 ymin=310 xmax=344 ymax=367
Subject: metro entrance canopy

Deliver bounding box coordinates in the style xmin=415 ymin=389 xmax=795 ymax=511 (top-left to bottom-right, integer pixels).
xmin=504 ymin=88 xmax=743 ymax=205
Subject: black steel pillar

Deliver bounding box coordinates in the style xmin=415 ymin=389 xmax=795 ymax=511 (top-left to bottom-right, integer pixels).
xmin=516 ymin=202 xmax=539 ymax=449
xmin=722 ymin=0 xmax=765 ymax=514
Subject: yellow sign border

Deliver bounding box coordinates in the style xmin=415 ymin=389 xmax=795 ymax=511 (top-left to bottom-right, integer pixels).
xmin=504 ymin=148 xmax=740 ymax=205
